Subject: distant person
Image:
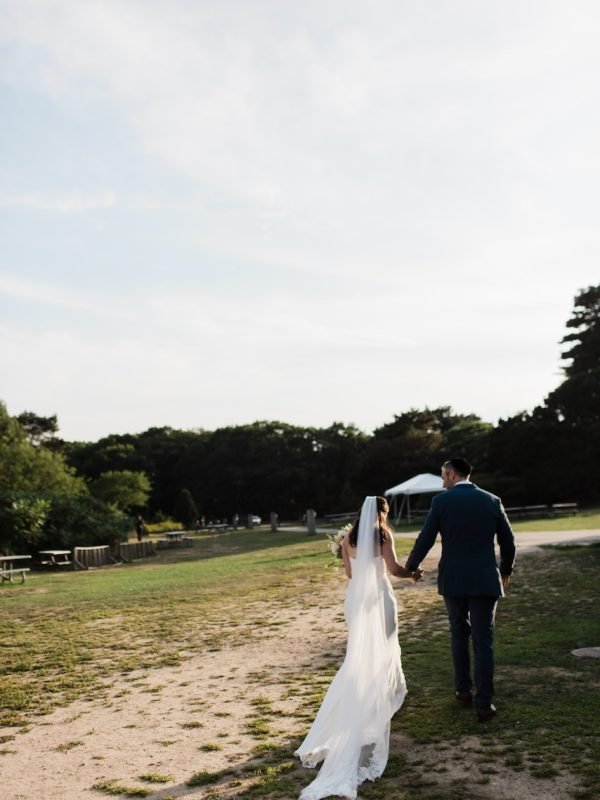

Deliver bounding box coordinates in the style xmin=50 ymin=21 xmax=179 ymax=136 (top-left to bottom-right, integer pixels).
xmin=295 ymin=496 xmax=422 ymax=799
xmin=405 ymin=458 xmax=516 ymax=722
xmin=135 ymin=515 xmax=145 ymax=542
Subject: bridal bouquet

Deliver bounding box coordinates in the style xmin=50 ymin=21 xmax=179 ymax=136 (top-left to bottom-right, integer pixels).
xmin=326 ymin=523 xmax=353 ymax=559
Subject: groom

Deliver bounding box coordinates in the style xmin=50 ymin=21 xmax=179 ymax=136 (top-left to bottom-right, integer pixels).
xmin=405 ymin=458 xmax=516 ymax=722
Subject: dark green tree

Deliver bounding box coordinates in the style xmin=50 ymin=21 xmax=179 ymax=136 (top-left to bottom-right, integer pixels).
xmin=546 ymin=284 xmax=600 ymax=426
xmin=0 ymin=402 xmax=85 ymax=496
xmin=489 ymin=284 xmax=600 ymax=504
xmin=67 ymin=427 xmax=204 ymax=517
xmin=41 ymin=494 xmax=130 ymax=550
xmin=360 ymin=407 xmax=488 ymax=495
xmin=174 ymin=488 xmax=199 ymax=528
xmin=90 ymin=470 xmax=151 ymax=512
xmin=0 ymin=403 xmax=128 ymax=552
xmin=15 ymin=411 xmax=59 ymax=446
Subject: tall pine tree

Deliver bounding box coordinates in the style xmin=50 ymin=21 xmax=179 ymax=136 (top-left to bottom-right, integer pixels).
xmin=174 ymin=488 xmax=199 ymax=529
xmin=546 ymin=284 xmax=600 ymax=427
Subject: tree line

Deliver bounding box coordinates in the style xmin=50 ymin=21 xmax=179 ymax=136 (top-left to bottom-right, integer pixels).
xmin=1 ymin=284 xmax=598 ymax=551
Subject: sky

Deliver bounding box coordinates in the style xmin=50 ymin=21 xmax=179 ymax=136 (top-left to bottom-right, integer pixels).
xmin=1 ymin=0 xmax=599 ymax=443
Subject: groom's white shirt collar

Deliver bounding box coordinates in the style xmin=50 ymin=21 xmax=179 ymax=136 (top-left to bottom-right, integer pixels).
xmin=454 ymin=479 xmax=472 ymax=486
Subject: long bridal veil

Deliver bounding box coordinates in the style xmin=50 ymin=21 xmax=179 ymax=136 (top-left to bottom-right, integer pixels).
xmin=294 ymin=496 xmax=407 ymax=800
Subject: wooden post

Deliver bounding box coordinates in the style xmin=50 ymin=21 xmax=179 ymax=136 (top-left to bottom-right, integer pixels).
xmin=397 ymin=495 xmax=406 ymax=523
xmin=270 ymin=512 xmax=278 ymax=532
xmin=306 ymin=509 xmax=317 ymax=535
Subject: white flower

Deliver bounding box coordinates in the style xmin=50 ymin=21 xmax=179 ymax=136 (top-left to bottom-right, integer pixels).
xmin=326 ymin=522 xmax=353 ymax=559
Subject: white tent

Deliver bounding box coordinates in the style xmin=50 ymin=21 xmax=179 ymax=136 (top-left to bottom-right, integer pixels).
xmin=384 ymin=473 xmax=444 ymax=522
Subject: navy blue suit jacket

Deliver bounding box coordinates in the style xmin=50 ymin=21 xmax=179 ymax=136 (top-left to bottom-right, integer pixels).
xmin=405 ymin=483 xmax=516 ymax=598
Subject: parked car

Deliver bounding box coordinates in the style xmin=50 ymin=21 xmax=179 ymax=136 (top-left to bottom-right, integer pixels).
xmin=234 ymin=513 xmax=262 ymax=527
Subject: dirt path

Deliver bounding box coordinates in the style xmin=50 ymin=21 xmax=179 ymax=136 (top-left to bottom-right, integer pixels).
xmin=1 ymin=586 xmax=351 ymax=800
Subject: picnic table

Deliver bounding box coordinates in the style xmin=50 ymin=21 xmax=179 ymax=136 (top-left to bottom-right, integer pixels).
xmin=164 ymin=531 xmax=185 ymax=543
xmin=156 ymin=531 xmax=194 ymax=548
xmin=0 ymin=554 xmax=32 ymax=583
xmin=39 ymin=550 xmax=72 ymax=568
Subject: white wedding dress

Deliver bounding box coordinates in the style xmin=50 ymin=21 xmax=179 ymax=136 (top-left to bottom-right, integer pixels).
xmin=295 ymin=497 xmax=407 ymax=800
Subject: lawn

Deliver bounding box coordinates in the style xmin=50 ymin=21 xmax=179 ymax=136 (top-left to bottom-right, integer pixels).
xmin=389 ymin=506 xmax=600 ymax=534
xmin=1 ymin=527 xmax=599 ymax=799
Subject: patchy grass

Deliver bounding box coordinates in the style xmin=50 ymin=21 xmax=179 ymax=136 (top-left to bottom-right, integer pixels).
xmin=138 ymin=772 xmax=173 ymax=783
xmin=186 ymin=768 xmax=234 ymax=787
xmin=92 ymin=779 xmax=152 ymax=797
xmin=2 ymin=526 xmax=598 ymax=800
xmin=390 ymin=545 xmax=600 ymax=799
xmin=53 ymin=739 xmax=83 ymax=752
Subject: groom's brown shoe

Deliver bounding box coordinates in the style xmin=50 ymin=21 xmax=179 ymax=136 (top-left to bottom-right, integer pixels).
xmin=476 ymin=705 xmax=497 ymax=723
xmin=455 ymin=691 xmax=473 ymax=707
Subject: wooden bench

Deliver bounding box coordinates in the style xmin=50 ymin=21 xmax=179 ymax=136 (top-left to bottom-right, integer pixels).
xmin=155 ymin=535 xmax=194 ymax=549
xmin=324 ymin=512 xmax=355 ymax=523
xmin=39 ymin=549 xmax=72 ymax=568
xmin=73 ymin=545 xmax=119 ymax=570
xmin=551 ymin=503 xmax=578 ymax=516
xmin=0 ymin=555 xmax=32 ymax=583
xmin=0 ymin=568 xmax=31 ymax=583
xmin=504 ymin=504 xmax=551 ymax=519
xmin=504 ymin=503 xmax=579 ymax=519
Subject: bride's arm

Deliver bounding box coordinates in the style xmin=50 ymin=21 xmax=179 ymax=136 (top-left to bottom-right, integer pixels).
xmin=341 ymin=534 xmax=352 ymax=579
xmin=382 ymin=536 xmax=422 ymax=581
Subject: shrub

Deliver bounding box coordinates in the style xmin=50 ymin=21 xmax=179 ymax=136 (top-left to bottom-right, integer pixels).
xmin=0 ymin=492 xmax=52 ymax=554
xmin=40 ymin=494 xmax=130 ymax=550
xmin=144 ymin=519 xmax=182 ymax=534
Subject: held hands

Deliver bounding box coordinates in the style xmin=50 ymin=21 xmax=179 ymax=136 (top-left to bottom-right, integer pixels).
xmin=396 ymin=564 xmax=424 ymax=582
xmin=409 ymin=568 xmax=424 ymax=584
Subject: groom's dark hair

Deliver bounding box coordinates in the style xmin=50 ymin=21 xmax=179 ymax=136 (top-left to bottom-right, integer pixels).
xmin=444 ymin=457 xmax=472 ymax=477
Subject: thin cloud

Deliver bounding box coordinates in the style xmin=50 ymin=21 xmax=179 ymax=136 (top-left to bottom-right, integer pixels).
xmin=0 ymin=274 xmax=94 ymax=311
xmin=0 ymin=189 xmax=116 ymax=213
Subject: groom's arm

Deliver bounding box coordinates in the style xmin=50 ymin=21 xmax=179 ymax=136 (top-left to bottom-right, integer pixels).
xmin=496 ymin=500 xmax=516 ymax=579
xmin=405 ymin=502 xmax=441 ymax=572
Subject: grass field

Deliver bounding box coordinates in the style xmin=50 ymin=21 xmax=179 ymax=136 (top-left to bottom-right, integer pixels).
xmin=1 ymin=526 xmax=599 ymax=799
xmin=389 ymin=507 xmax=600 ymax=534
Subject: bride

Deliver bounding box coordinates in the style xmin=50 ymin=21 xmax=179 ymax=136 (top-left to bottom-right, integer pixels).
xmin=295 ymin=495 xmax=422 ymax=800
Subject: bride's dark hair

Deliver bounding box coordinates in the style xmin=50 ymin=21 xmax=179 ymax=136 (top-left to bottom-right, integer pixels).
xmin=348 ymin=496 xmax=392 ymax=547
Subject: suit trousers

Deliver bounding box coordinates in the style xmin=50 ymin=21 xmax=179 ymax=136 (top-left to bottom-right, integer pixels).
xmin=443 ymin=595 xmax=498 ymax=708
